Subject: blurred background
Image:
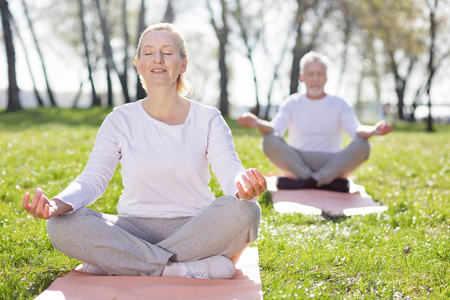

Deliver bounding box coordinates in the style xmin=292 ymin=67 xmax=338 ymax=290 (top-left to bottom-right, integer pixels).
xmin=1 ymin=0 xmax=450 ymax=129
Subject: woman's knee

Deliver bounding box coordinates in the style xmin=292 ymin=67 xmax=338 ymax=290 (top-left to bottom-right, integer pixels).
xmin=216 ymin=196 xmax=261 ymax=241
xmin=46 ymin=208 xmax=92 ymax=250
xmin=46 ymin=215 xmax=69 ymax=251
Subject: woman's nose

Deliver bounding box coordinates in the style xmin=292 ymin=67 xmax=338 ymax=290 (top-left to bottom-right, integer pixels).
xmin=154 ymin=51 xmax=164 ymax=63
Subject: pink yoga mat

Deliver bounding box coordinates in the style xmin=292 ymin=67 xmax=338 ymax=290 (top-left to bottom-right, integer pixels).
xmin=36 ymin=247 xmax=262 ymax=300
xmin=267 ymin=176 xmax=388 ymax=217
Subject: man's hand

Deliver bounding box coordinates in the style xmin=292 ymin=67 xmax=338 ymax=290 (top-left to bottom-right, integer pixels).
xmin=237 ymin=113 xmax=259 ymax=128
xmin=373 ymin=120 xmax=394 ymax=136
xmin=237 ymin=113 xmax=274 ymax=136
xmin=357 ymin=120 xmax=394 ymax=139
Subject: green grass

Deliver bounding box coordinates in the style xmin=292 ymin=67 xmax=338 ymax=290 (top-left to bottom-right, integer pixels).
xmin=1 ymin=108 xmax=449 ymax=299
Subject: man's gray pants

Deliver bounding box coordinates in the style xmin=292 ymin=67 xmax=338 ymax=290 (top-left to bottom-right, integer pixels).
xmin=46 ymin=196 xmax=260 ymax=276
xmin=263 ymin=133 xmax=371 ymax=186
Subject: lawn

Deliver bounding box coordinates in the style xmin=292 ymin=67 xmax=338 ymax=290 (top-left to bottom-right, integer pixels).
xmin=0 ymin=108 xmax=449 ymax=299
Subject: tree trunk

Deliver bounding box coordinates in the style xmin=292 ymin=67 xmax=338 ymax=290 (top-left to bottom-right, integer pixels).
xmin=136 ymin=0 xmax=147 ymax=101
xmin=248 ymin=53 xmax=260 ymax=117
xmin=218 ymin=39 xmax=229 ymax=116
xmin=337 ymin=0 xmax=353 ymax=92
xmin=95 ymin=0 xmax=113 ymax=106
xmin=163 ymin=0 xmax=175 ymax=23
xmin=395 ymin=76 xmax=406 ymax=120
xmin=426 ymin=0 xmax=437 ymax=132
xmin=9 ymin=8 xmax=43 ymax=106
xmin=233 ymin=0 xmax=261 ymax=116
xmin=289 ymin=0 xmax=333 ymax=96
xmin=207 ymin=0 xmax=230 ymax=116
xmin=289 ymin=19 xmax=303 ymax=95
xmin=386 ymin=48 xmax=413 ymax=121
xmin=78 ymin=0 xmax=100 ymax=107
xmin=1 ymin=0 xmax=21 ymax=111
xmin=265 ymin=30 xmax=291 ymax=120
xmin=20 ymin=0 xmax=56 ymax=106
xmin=95 ymin=0 xmax=130 ymax=106
xmin=106 ymin=64 xmax=113 ymax=107
xmin=120 ymin=0 xmax=130 ymax=103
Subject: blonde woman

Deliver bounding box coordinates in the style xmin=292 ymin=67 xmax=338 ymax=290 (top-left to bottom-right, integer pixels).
xmin=22 ymin=23 xmax=266 ymax=279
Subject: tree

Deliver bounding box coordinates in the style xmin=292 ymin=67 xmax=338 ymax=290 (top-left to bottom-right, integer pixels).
xmin=262 ymin=21 xmax=292 ymax=120
xmin=424 ymin=0 xmax=438 ymax=132
xmin=135 ymin=0 xmax=147 ymax=101
xmin=335 ymin=0 xmax=356 ymax=90
xmin=231 ymin=0 xmax=264 ymax=116
xmin=9 ymin=8 xmax=44 ymax=106
xmin=1 ymin=0 xmax=21 ymax=111
xmin=78 ymin=0 xmax=100 ymax=107
xmin=163 ymin=0 xmax=175 ymax=23
xmin=94 ymin=0 xmax=132 ymax=106
xmin=119 ymin=0 xmax=131 ymax=103
xmin=356 ymin=0 xmax=424 ymax=120
xmin=94 ymin=0 xmax=114 ymax=106
xmin=411 ymin=0 xmax=450 ymax=126
xmin=20 ymin=0 xmax=57 ymax=107
xmin=207 ymin=0 xmax=231 ymax=117
xmin=289 ymin=0 xmax=335 ymax=95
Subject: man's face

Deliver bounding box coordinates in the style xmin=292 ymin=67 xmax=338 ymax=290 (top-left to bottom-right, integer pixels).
xmin=300 ymin=60 xmax=327 ymax=99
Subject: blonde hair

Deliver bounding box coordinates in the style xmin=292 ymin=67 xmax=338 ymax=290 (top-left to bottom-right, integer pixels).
xmin=136 ymin=23 xmax=193 ymax=96
xmin=299 ymin=51 xmax=329 ymax=75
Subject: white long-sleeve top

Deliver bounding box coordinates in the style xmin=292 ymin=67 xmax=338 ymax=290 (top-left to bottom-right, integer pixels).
xmin=54 ymin=100 xmax=246 ymax=218
xmin=271 ymin=94 xmax=361 ymax=153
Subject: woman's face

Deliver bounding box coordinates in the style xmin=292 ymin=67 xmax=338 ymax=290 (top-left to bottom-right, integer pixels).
xmin=135 ymin=30 xmax=187 ymax=90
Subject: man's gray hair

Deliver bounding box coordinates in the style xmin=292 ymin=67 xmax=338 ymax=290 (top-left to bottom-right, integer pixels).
xmin=299 ymin=51 xmax=329 ymax=75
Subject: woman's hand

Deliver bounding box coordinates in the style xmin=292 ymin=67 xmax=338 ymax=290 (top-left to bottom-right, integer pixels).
xmin=22 ymin=188 xmax=72 ymax=219
xmin=235 ymin=168 xmax=267 ymax=200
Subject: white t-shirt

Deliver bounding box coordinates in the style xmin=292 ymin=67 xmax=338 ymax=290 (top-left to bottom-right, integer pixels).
xmin=271 ymin=94 xmax=361 ymax=153
xmin=55 ymin=100 xmax=245 ymax=218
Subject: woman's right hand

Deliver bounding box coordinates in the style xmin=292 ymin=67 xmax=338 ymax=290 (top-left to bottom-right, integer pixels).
xmin=22 ymin=188 xmax=72 ymax=219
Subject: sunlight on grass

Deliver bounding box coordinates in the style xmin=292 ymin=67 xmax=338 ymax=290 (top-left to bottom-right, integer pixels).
xmin=1 ymin=109 xmax=449 ymax=299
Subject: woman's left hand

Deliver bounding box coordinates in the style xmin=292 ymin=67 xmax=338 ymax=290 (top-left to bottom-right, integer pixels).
xmin=235 ymin=168 xmax=267 ymax=200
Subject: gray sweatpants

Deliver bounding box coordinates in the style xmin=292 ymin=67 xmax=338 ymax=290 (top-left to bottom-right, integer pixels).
xmin=46 ymin=196 xmax=260 ymax=276
xmin=263 ymin=133 xmax=371 ymax=186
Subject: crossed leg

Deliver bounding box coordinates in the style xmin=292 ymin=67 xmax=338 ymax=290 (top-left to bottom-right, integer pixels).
xmin=46 ymin=196 xmax=261 ymax=276
xmin=263 ymin=133 xmax=370 ymax=186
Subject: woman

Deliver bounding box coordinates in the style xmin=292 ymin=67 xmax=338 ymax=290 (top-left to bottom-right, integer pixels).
xmin=22 ymin=23 xmax=266 ymax=279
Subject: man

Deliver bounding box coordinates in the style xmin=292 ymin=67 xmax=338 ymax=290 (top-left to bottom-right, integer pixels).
xmin=237 ymin=51 xmax=393 ymax=192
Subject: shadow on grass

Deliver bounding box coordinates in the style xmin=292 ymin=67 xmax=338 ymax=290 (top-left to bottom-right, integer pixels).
xmin=0 ymin=107 xmax=112 ymax=131
xmin=260 ymin=190 xmax=352 ymax=224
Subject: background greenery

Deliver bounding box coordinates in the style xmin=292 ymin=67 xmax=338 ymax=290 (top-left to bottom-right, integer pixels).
xmin=1 ymin=108 xmax=449 ymax=299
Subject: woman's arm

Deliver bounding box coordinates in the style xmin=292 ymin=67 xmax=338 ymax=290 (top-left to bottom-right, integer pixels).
xmin=208 ymin=114 xmax=266 ymax=200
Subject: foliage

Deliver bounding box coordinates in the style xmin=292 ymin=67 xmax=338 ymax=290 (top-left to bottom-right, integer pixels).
xmin=5 ymin=0 xmax=450 ymax=122
xmin=1 ymin=109 xmax=450 ymax=299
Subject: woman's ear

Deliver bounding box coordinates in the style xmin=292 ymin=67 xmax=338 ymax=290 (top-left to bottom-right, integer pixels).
xmin=135 ymin=58 xmax=142 ymax=75
xmin=180 ymin=58 xmax=188 ymax=74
